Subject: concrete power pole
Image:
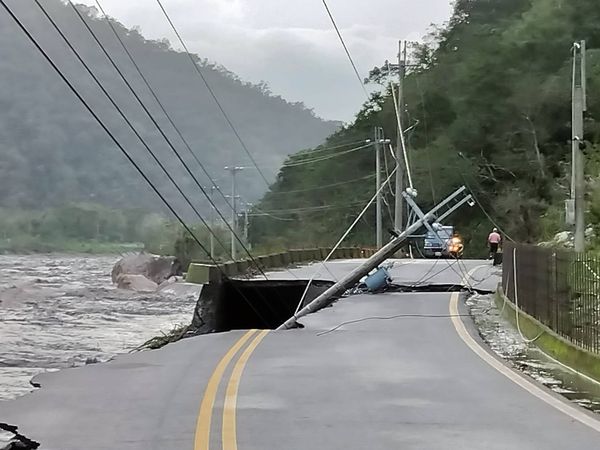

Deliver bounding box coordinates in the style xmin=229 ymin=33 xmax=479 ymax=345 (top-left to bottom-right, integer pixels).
xmin=209 ymin=185 xmax=217 ymax=259
xmin=243 ymin=202 xmax=252 ymax=249
xmin=375 ymin=127 xmax=383 ymax=248
xmin=572 ymin=40 xmax=587 ymax=252
xmin=225 ymin=166 xmax=243 ymax=260
xmin=394 ymin=40 xmax=407 ymax=233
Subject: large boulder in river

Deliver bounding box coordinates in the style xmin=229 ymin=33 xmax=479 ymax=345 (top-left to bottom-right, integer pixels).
xmin=111 ymin=253 xmax=182 ymax=285
xmin=115 ymin=274 xmax=158 ymax=292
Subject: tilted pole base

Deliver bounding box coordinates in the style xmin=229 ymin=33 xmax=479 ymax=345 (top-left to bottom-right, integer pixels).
xmin=276 ymin=187 xmax=473 ymax=330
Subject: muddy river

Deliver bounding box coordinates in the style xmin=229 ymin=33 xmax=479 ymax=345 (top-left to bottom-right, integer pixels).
xmin=0 ymin=254 xmax=199 ymax=402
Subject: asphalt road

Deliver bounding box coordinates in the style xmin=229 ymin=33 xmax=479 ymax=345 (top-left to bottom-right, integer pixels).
xmin=2 ymin=259 xmax=600 ymax=449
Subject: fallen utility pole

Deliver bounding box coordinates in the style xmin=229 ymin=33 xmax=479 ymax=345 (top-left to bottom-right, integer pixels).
xmin=277 ymin=186 xmax=473 ymax=330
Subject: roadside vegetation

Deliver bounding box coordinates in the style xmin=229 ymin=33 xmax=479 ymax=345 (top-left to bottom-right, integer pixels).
xmin=250 ymin=0 xmax=600 ymax=257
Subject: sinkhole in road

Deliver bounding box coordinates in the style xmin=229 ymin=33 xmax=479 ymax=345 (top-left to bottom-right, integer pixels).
xmin=194 ymin=280 xmax=493 ymax=333
xmin=212 ymin=279 xmax=335 ymax=331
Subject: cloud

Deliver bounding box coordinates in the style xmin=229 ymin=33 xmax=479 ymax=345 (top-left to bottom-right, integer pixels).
xmin=77 ymin=0 xmax=454 ymax=121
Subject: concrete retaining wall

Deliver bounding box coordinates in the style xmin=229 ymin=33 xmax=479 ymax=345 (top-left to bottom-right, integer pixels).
xmin=186 ymin=246 xmax=375 ymax=284
xmin=495 ymin=287 xmax=600 ymax=382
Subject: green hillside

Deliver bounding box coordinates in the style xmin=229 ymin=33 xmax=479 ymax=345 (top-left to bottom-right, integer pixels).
xmin=251 ymin=0 xmax=600 ymax=255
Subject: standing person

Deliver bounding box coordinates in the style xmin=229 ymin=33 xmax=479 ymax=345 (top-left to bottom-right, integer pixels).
xmin=487 ymin=228 xmax=501 ymax=259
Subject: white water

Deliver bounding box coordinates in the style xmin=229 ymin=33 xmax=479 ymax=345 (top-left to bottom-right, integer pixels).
xmin=0 ymin=254 xmax=198 ymax=402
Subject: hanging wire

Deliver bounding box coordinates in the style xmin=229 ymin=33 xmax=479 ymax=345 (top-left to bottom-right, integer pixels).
xmin=281 ymin=142 xmax=372 ymax=167
xmin=321 ymin=0 xmax=370 ymax=100
xmin=64 ymin=0 xmax=265 ymax=275
xmin=266 ymin=173 xmax=376 ymax=196
xmin=0 ymin=0 xmax=275 ymax=327
xmin=292 ymin=166 xmax=398 ymax=316
xmin=92 ymin=0 xmax=234 ymax=213
xmin=154 ymin=0 xmax=272 ymax=187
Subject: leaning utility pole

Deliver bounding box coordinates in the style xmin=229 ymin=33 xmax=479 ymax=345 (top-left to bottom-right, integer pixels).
xmin=225 ymin=166 xmax=244 ymax=260
xmin=277 ymin=186 xmax=473 ymax=330
xmin=572 ymin=40 xmax=587 ymax=252
xmin=394 ymin=40 xmax=407 ymax=233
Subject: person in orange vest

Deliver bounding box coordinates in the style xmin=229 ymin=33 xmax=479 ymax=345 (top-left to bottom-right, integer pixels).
xmin=447 ymin=231 xmax=464 ymax=258
xmin=487 ymin=228 xmax=502 ymax=260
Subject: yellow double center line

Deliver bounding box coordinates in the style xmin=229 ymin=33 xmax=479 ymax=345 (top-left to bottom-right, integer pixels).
xmin=195 ymin=329 xmax=269 ymax=450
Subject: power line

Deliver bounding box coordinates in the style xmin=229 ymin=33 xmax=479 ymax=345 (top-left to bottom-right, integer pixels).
xmin=321 ymin=0 xmax=370 ymax=100
xmin=281 ymin=142 xmax=372 ymax=167
xmin=456 ymin=155 xmax=515 ymax=242
xmin=85 ymin=2 xmax=300 ymax=283
xmin=266 ymin=173 xmax=376 ymax=196
xmin=92 ymin=0 xmax=234 ymax=214
xmin=32 ymin=0 xmax=234 ymax=259
xmin=0 ymin=0 xmax=276 ymax=327
xmin=317 ymin=313 xmax=469 ymax=336
xmin=64 ymin=0 xmax=264 ymax=274
xmin=154 ymin=0 xmax=272 ymax=187
xmin=250 ymin=200 xmax=371 ymax=215
xmin=295 ymin=138 xmax=370 ymax=156
xmin=248 ymin=205 xmax=295 ymax=222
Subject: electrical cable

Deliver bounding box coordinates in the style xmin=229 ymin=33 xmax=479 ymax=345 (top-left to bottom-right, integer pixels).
xmin=317 ymin=313 xmax=470 ymax=336
xmin=0 ymin=0 xmax=273 ymax=327
xmin=390 ymin=79 xmax=413 ymax=189
xmin=293 ymin=166 xmax=398 ymax=315
xmin=294 ymin=139 xmax=371 ymax=156
xmin=92 ymin=0 xmax=234 ymax=214
xmin=68 ymin=0 xmax=292 ymax=324
xmin=248 ymin=205 xmax=295 ymax=222
xmin=321 ymin=0 xmax=370 ymax=100
xmin=154 ymin=0 xmax=272 ymax=187
xmin=249 ymin=201 xmax=370 ymax=215
xmin=456 ymin=161 xmax=515 ymax=242
xmin=266 ymin=173 xmax=376 ymax=196
xmin=33 ymin=0 xmax=235 ymax=260
xmin=280 ymin=143 xmax=372 ymax=167
xmin=381 ymin=144 xmax=396 ymax=223
xmin=512 ymin=247 xmax=544 ymax=343
xmin=64 ymin=1 xmax=265 ymax=277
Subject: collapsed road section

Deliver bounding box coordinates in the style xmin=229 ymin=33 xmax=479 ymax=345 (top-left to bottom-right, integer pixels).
xmin=0 ymin=423 xmax=39 ymax=450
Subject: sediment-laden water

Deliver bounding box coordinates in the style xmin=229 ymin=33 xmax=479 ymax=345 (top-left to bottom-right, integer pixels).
xmin=0 ymin=254 xmax=199 ymax=402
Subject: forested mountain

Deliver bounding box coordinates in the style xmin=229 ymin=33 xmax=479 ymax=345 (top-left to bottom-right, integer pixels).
xmin=0 ymin=1 xmax=339 ymax=214
xmin=252 ymin=0 xmax=600 ymax=254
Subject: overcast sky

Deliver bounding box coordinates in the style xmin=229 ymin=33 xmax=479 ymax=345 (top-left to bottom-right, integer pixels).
xmin=79 ymin=0 xmax=454 ymax=122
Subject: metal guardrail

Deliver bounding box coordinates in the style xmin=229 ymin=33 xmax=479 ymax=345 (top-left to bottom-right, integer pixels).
xmin=503 ymin=243 xmax=600 ymax=354
xmin=186 ymin=247 xmax=379 ymax=284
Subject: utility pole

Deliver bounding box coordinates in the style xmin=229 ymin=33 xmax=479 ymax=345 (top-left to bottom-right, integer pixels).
xmin=225 ymin=166 xmax=244 ymax=260
xmin=394 ymin=40 xmax=407 ymax=233
xmin=277 ymin=186 xmax=474 ymax=330
xmin=375 ymin=127 xmax=383 ymax=248
xmin=572 ymin=40 xmax=586 ymax=252
xmin=374 ymin=127 xmax=390 ymax=248
xmin=243 ymin=202 xmax=252 ymax=249
xmin=209 ymin=185 xmax=217 ymax=259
